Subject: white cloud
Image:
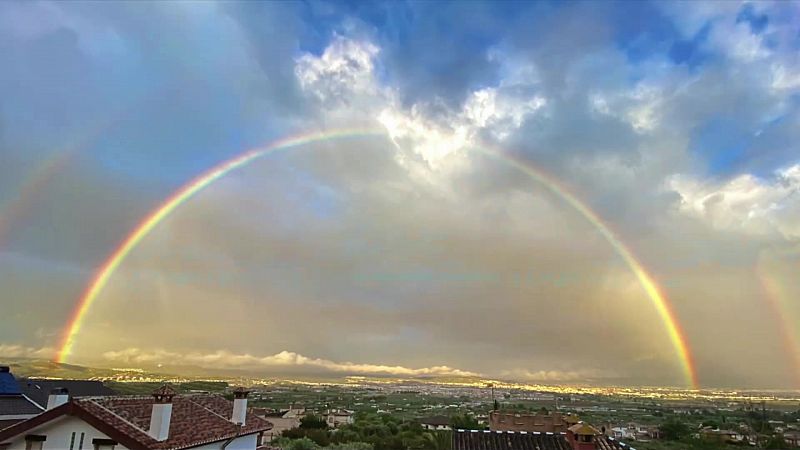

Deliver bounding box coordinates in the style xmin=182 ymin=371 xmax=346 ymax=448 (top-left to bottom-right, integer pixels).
xmin=499 ymin=368 xmax=616 ymax=382
xmin=0 ymin=344 xmax=55 ymax=359
xmin=669 ymin=164 xmax=800 ymax=240
xmin=294 ymin=36 xmax=547 ymax=172
xmin=102 ymin=348 xmax=480 ymax=377
xmin=295 ymin=35 xmax=380 ymax=107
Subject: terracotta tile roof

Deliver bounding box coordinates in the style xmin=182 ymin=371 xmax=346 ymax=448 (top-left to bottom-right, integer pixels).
xmin=568 ymin=423 xmax=599 ymax=435
xmin=453 ymin=429 xmax=627 ymax=450
xmin=0 ymin=394 xmax=272 ymax=450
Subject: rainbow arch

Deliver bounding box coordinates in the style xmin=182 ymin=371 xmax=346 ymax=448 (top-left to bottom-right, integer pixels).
xmin=756 ymin=259 xmax=800 ymax=388
xmin=55 ymin=128 xmax=699 ymax=388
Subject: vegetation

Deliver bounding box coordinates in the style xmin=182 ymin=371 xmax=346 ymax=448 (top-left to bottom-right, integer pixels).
xmin=449 ymin=414 xmax=482 ymax=431
xmin=104 ymin=381 xmax=228 ymax=395
xmin=280 ymin=413 xmax=452 ymax=450
xmin=658 ymin=418 xmax=690 ymax=441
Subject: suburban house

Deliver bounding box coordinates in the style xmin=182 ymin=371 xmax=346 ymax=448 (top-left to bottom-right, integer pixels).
xmin=783 ymin=430 xmax=800 ymax=447
xmin=325 ymin=409 xmax=353 ymax=428
xmin=419 ymin=416 xmax=451 ymax=431
xmin=255 ymin=404 xmax=305 ymax=442
xmin=0 ymin=367 xmax=44 ymax=430
xmin=0 ymin=385 xmax=272 ymax=450
xmin=605 ymin=423 xmax=660 ymax=441
xmin=453 ymin=422 xmax=629 ymax=450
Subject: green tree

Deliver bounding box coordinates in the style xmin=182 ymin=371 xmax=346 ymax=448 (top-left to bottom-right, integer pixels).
xmin=301 ymin=415 xmax=329 ymax=430
xmin=450 ymin=414 xmax=481 ymax=430
xmin=286 ymin=438 xmax=321 ymax=450
xmin=422 ymin=431 xmax=452 ymax=450
xmin=765 ymin=434 xmax=787 ymax=449
xmin=659 ymin=418 xmax=690 ymax=441
xmin=325 ymin=443 xmax=374 ymax=450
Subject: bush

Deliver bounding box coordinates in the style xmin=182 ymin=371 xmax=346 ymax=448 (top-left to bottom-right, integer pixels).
xmin=301 ymin=415 xmax=330 ymax=430
xmin=659 ymin=418 xmax=690 ymax=441
xmin=286 ymin=438 xmax=321 ymax=450
xmin=325 ymin=443 xmax=374 ymax=450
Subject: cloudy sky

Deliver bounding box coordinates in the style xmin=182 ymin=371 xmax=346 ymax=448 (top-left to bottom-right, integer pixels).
xmin=1 ymin=1 xmax=799 ymax=389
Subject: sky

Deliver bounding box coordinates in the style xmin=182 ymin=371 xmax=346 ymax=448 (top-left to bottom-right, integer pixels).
xmin=1 ymin=0 xmax=799 ymax=389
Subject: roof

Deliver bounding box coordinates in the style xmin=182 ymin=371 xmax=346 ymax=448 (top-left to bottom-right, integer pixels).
xmin=568 ymin=423 xmax=599 ymax=435
xmin=453 ymin=429 xmax=627 ymax=450
xmin=0 ymin=396 xmax=43 ymax=416
xmin=420 ymin=415 xmax=451 ymax=426
xmin=19 ymin=379 xmax=117 ymax=408
xmin=0 ymin=394 xmax=272 ymax=450
xmin=0 ymin=368 xmax=21 ymax=395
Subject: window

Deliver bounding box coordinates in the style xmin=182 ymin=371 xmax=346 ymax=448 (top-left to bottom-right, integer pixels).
xmin=92 ymin=438 xmax=117 ymax=450
xmin=69 ymin=432 xmax=76 ymax=450
xmin=78 ymin=432 xmax=85 ymax=450
xmin=24 ymin=435 xmax=46 ymax=450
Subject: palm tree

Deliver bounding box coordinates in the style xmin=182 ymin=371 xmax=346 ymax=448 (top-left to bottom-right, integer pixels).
xmin=422 ymin=431 xmax=452 ymax=450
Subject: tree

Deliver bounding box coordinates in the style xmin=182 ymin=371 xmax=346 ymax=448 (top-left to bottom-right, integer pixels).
xmin=422 ymin=431 xmax=452 ymax=450
xmin=450 ymin=414 xmax=482 ymax=431
xmin=325 ymin=443 xmax=374 ymax=450
xmin=659 ymin=418 xmax=690 ymax=441
xmin=286 ymin=438 xmax=321 ymax=450
xmin=301 ymin=415 xmax=329 ymax=430
xmin=764 ymin=434 xmax=787 ymax=449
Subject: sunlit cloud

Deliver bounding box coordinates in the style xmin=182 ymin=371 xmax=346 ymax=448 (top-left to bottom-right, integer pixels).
xmin=102 ymin=348 xmax=480 ymax=377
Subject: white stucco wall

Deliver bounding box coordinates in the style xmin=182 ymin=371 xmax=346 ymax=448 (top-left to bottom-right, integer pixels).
xmin=2 ymin=416 xmax=260 ymax=450
xmin=189 ymin=433 xmax=258 ymax=450
xmin=1 ymin=416 xmax=129 ymax=450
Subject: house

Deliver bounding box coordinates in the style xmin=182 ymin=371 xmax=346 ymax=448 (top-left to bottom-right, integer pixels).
xmin=19 ymin=379 xmax=116 ymax=409
xmin=605 ymin=423 xmax=659 ymax=442
xmin=489 ymin=411 xmax=579 ymax=433
xmin=325 ymin=409 xmax=353 ymax=428
xmin=0 ymin=367 xmax=44 ymax=430
xmin=783 ymin=430 xmax=800 ymax=447
xmin=255 ymin=404 xmax=306 ymax=442
xmin=699 ymin=428 xmax=746 ymax=444
xmin=419 ymin=416 xmax=451 ymax=431
xmin=453 ymin=422 xmax=627 ymax=450
xmin=0 ymin=385 xmax=272 ymax=450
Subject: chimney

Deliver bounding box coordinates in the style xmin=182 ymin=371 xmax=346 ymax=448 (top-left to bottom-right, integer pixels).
xmin=231 ymin=387 xmax=250 ymax=425
xmin=47 ymin=388 xmax=69 ymax=410
xmin=149 ymin=385 xmax=176 ymax=441
xmin=566 ymin=422 xmax=599 ymax=450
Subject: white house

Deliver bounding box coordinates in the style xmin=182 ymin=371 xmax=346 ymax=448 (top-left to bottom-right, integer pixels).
xmin=0 ymin=385 xmax=271 ymax=450
xmin=419 ymin=416 xmax=451 ymax=431
xmin=325 ymin=410 xmax=353 ymax=428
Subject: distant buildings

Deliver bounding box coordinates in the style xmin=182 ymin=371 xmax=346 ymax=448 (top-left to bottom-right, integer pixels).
xmin=419 ymin=415 xmax=451 ymax=431
xmin=0 ymin=385 xmax=272 ymax=450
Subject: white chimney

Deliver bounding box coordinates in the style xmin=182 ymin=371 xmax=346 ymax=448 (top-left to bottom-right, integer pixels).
xmin=148 ymin=385 xmax=176 ymax=441
xmin=46 ymin=388 xmax=69 ymax=410
xmin=231 ymin=387 xmax=250 ymax=425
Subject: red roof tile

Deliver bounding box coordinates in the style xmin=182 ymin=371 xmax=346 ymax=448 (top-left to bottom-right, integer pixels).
xmin=0 ymin=394 xmax=271 ymax=450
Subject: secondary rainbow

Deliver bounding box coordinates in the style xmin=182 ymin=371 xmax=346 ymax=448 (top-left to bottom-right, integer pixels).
xmin=56 ymin=128 xmax=699 ymax=388
xmin=756 ymin=261 xmax=800 ymax=388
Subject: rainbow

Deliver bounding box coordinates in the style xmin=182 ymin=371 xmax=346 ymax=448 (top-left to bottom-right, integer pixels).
xmin=55 ymin=128 xmax=699 ymax=388
xmin=0 ymin=96 xmax=155 ymax=250
xmin=756 ymin=260 xmax=800 ymax=388
xmin=0 ymin=151 xmax=73 ymax=248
